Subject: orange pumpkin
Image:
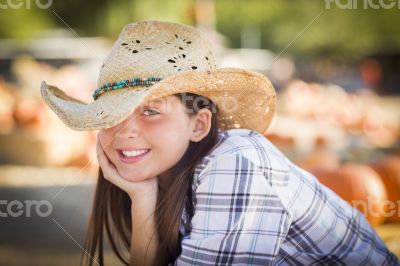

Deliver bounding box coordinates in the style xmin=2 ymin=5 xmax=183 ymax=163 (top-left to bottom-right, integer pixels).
xmin=309 ymin=164 xmax=389 ymax=227
xmin=66 ymin=131 xmax=98 ymax=170
xmin=296 ymin=151 xmax=340 ymax=170
xmin=370 ymin=155 xmax=400 ymax=223
xmin=13 ymin=97 xmax=40 ymax=125
xmin=264 ymin=133 xmax=295 ymax=148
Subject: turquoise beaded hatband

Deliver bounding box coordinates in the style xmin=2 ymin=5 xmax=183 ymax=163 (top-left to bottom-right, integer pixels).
xmin=92 ymin=76 xmax=162 ymax=100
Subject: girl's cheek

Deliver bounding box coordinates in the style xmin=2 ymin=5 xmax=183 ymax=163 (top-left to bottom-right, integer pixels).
xmin=97 ymin=130 xmax=115 ymax=156
xmin=98 ymin=128 xmax=115 ymax=142
xmin=97 ymin=130 xmax=108 ymax=146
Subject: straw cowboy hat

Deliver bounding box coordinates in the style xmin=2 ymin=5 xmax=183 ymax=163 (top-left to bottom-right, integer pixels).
xmin=40 ymin=20 xmax=276 ymax=133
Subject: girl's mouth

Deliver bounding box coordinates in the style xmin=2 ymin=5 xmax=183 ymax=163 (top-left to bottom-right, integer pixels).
xmin=117 ymin=149 xmax=151 ymax=164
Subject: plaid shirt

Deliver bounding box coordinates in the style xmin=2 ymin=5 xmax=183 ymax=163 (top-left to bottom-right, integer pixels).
xmin=172 ymin=128 xmax=398 ymax=266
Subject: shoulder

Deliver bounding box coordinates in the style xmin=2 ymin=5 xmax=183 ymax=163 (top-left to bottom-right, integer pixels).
xmin=194 ymin=152 xmax=258 ymax=191
xmin=193 ymin=128 xmax=291 ymax=187
xmin=189 ymin=128 xmax=297 ymax=216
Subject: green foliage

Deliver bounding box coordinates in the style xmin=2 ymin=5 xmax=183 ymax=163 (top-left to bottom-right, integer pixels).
xmin=1 ymin=0 xmax=399 ymax=58
xmin=0 ymin=8 xmax=54 ymax=38
xmin=215 ymin=0 xmax=400 ymax=58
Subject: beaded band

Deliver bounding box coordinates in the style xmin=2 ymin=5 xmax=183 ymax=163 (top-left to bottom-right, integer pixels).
xmin=92 ymin=77 xmax=162 ymax=100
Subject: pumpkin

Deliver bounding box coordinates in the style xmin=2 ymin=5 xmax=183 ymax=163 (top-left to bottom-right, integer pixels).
xmin=362 ymin=106 xmax=399 ymax=148
xmin=264 ymin=133 xmax=295 ymax=148
xmin=13 ymin=97 xmax=41 ymax=127
xmin=0 ymin=82 xmax=16 ymax=133
xmin=67 ymin=131 xmax=98 ymax=170
xmin=370 ymin=155 xmax=400 ymax=223
xmin=295 ymin=151 xmax=340 ymax=170
xmin=309 ymin=164 xmax=389 ymax=227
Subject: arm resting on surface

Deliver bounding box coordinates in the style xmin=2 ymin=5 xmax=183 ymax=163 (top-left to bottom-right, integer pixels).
xmin=130 ymin=193 xmax=159 ymax=266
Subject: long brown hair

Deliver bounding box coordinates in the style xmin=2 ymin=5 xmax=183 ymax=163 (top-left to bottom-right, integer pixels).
xmin=81 ymin=92 xmax=220 ymax=265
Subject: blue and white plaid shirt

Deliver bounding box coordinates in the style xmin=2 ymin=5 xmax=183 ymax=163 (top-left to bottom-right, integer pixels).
xmin=173 ymin=128 xmax=398 ymax=266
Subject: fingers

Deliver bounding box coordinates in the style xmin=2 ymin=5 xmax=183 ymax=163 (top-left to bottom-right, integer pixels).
xmin=96 ymin=138 xmax=129 ymax=190
xmin=96 ymin=137 xmax=159 ymax=200
xmin=96 ymin=139 xmax=114 ymax=172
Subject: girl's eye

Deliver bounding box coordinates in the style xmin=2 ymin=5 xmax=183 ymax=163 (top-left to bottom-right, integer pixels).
xmin=142 ymin=108 xmax=160 ymax=116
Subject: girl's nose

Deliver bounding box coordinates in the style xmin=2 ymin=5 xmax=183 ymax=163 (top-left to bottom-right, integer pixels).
xmin=115 ymin=113 xmax=140 ymax=139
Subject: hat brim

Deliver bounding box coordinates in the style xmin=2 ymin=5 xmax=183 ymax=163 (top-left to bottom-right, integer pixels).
xmin=41 ymin=68 xmax=276 ymax=133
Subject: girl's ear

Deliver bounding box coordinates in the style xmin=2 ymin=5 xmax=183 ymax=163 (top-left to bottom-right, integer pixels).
xmin=190 ymin=108 xmax=212 ymax=142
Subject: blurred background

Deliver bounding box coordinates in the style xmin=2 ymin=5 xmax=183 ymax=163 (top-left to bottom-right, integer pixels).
xmin=0 ymin=0 xmax=399 ymax=265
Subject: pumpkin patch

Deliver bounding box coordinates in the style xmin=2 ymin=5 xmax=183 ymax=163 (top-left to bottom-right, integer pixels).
xmin=309 ymin=164 xmax=389 ymax=227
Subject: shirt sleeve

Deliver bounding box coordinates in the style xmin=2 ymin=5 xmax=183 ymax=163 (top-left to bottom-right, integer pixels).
xmin=174 ymin=153 xmax=292 ymax=265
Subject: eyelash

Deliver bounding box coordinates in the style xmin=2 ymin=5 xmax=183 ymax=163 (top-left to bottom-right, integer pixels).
xmin=142 ymin=108 xmax=160 ymax=116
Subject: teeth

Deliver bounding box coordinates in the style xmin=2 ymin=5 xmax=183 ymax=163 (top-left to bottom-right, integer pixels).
xmin=122 ymin=149 xmax=149 ymax=157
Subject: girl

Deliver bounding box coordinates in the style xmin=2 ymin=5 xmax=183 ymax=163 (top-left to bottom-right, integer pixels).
xmin=41 ymin=21 xmax=398 ymax=265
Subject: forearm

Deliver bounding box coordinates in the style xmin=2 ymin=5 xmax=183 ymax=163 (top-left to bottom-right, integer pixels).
xmin=130 ymin=195 xmax=159 ymax=266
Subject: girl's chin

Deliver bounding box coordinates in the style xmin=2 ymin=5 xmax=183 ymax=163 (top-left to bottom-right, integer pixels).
xmin=125 ymin=177 xmax=148 ymax=182
xmin=119 ymin=172 xmax=149 ymax=182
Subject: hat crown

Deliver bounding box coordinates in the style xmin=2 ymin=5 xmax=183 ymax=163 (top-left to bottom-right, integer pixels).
xmin=97 ymin=21 xmax=217 ymax=88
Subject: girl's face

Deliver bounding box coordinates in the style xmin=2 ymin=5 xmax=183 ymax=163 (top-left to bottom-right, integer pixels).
xmin=98 ymin=95 xmax=211 ymax=182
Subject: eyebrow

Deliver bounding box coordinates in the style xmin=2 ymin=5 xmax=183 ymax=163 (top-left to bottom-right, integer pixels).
xmin=144 ymin=99 xmax=165 ymax=108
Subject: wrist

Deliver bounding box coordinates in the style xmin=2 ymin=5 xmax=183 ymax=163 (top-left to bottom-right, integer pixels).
xmin=127 ymin=178 xmax=158 ymax=202
xmin=130 ymin=189 xmax=158 ymax=208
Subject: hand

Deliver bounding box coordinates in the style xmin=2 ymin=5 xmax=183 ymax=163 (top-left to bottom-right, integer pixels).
xmin=96 ymin=138 xmax=158 ymax=201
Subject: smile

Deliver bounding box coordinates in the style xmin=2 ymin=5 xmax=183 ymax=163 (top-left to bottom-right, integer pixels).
xmin=117 ymin=149 xmax=151 ymax=164
xmin=122 ymin=149 xmax=149 ymax=157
